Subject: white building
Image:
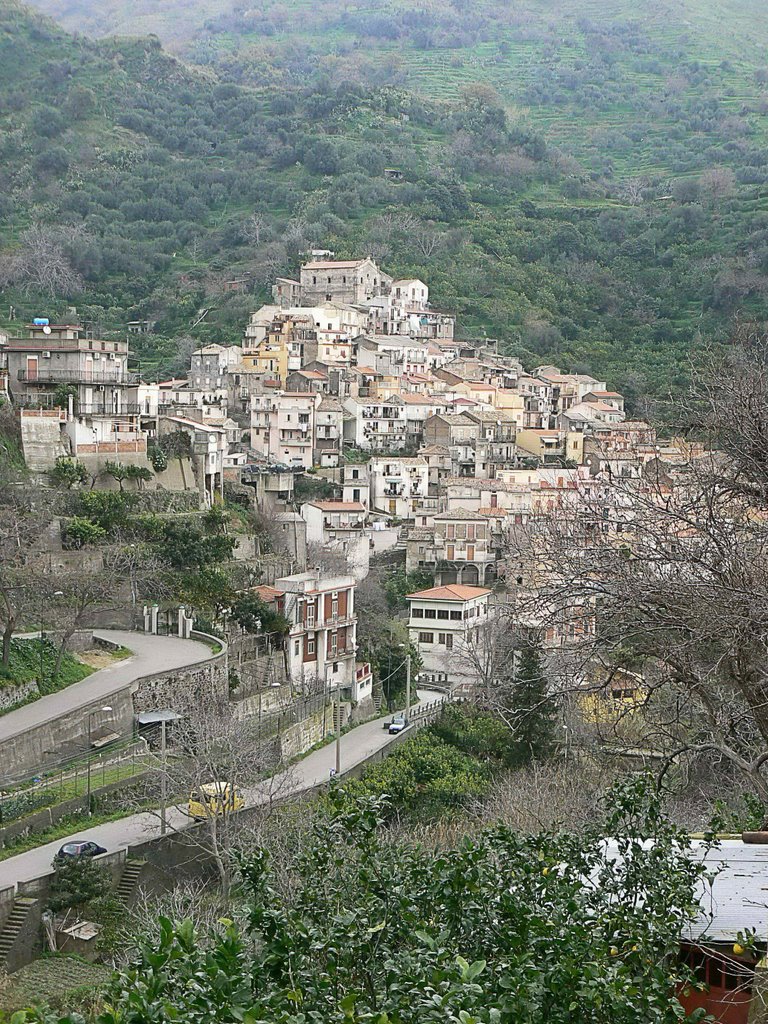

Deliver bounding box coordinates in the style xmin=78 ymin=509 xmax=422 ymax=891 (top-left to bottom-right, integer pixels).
xmin=342 ymin=461 xmax=370 ymax=509
xmin=407 ymin=584 xmax=492 ymax=689
xmin=158 ymin=415 xmax=227 ymax=506
xmin=369 ymin=456 xmax=429 ymax=519
xmin=301 ymin=500 xmax=370 ymax=580
xmin=250 ymin=391 xmax=319 ymax=469
xmin=314 ymin=396 xmax=343 ymax=468
xmin=343 ymin=396 xmax=408 ymax=452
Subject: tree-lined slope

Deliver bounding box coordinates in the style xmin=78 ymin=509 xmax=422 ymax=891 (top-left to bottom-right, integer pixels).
xmin=4 ymin=0 xmax=768 ymax=399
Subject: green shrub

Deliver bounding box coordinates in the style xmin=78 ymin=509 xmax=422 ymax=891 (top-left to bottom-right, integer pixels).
xmin=61 ymin=516 xmax=107 ymax=549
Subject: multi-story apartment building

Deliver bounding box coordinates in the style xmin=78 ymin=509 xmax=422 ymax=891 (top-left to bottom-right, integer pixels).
xmin=517 ymin=375 xmax=554 ymax=429
xmin=158 ymin=415 xmax=227 ymax=506
xmin=314 ymin=396 xmax=343 ymax=468
xmin=250 ymin=391 xmax=319 ymax=469
xmin=342 ymin=462 xmax=370 ymax=508
xmin=301 ymin=500 xmax=370 ymax=580
xmin=7 ymin=322 xmax=146 ymax=468
xmin=407 ymin=583 xmax=492 ymax=688
xmin=401 ymin=394 xmax=450 ymax=448
xmin=272 ymin=570 xmax=358 ymax=697
xmin=243 ymin=309 xmax=317 ymax=383
xmin=369 ymin=456 xmax=429 ymax=519
xmin=343 ymin=396 xmax=408 ymax=452
xmin=355 ymin=335 xmax=432 ymax=377
xmin=406 ymin=509 xmax=498 ymax=587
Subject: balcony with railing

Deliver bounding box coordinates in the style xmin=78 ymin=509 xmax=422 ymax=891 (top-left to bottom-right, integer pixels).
xmin=18 ymin=369 xmax=138 ymax=385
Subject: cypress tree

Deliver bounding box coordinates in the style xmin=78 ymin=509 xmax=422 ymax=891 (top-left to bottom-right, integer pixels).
xmin=509 ymin=639 xmax=556 ymax=766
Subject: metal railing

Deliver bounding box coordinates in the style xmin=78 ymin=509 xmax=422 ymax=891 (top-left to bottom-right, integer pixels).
xmin=73 ymin=403 xmax=142 ymax=416
xmin=17 ymin=369 xmax=138 ymax=385
xmin=0 ymin=740 xmax=148 ymax=823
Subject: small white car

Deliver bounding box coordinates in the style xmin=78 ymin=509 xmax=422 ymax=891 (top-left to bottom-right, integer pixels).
xmin=388 ymin=713 xmax=406 ymax=735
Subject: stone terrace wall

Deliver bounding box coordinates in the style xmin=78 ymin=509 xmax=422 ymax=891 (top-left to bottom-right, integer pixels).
xmin=131 ymin=634 xmax=228 ymax=715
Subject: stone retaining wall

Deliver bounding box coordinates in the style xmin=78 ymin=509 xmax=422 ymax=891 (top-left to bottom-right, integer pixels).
xmin=131 ymin=636 xmax=228 ymax=715
xmin=0 ymin=680 xmax=38 ymax=714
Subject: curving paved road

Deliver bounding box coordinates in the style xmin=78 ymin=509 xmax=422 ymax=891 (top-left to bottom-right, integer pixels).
xmin=0 ymin=630 xmax=214 ymax=745
xmin=0 ymin=690 xmax=445 ymax=890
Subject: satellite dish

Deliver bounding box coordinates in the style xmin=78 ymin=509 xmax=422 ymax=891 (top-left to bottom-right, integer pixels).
xmin=42 ymin=325 xmax=51 ymax=335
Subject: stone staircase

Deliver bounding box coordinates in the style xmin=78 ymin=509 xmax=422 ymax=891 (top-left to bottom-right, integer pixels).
xmin=0 ymin=896 xmax=38 ymax=970
xmin=115 ymin=859 xmax=146 ymax=906
xmin=372 ymin=679 xmax=384 ymax=714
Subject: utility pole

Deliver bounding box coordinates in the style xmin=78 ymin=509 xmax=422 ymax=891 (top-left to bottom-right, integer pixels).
xmin=160 ymin=716 xmax=168 ymax=836
xmin=404 ymin=652 xmax=411 ymax=726
xmin=335 ymin=681 xmax=342 ymax=776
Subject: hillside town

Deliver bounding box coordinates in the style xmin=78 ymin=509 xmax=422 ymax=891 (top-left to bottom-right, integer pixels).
xmin=1 ymin=255 xmax=767 ymax=1024
xmin=0 ymin=253 xmax=683 ymax=691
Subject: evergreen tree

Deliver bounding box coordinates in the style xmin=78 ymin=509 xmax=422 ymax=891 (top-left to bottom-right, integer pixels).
xmin=509 ymin=639 xmax=556 ymax=766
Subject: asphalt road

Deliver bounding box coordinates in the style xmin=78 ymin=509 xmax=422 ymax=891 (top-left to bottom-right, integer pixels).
xmin=0 ymin=630 xmax=214 ymax=744
xmin=0 ymin=691 xmax=443 ymax=890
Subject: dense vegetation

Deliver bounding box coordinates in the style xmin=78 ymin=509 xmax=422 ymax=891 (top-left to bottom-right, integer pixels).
xmin=4 ymin=0 xmax=768 ymax=400
xmin=22 ymin=780 xmax=718 ymax=1024
xmin=0 ymin=637 xmax=92 ymax=694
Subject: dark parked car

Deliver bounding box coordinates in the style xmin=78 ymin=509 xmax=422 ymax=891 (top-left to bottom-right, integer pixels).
xmin=56 ymin=840 xmax=107 ymax=859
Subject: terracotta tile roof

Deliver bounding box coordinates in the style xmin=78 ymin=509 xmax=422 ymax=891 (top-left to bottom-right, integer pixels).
xmin=477 ymin=506 xmax=509 ymax=516
xmin=419 ymin=444 xmax=451 ymax=455
xmin=306 ymin=501 xmax=366 ymax=512
xmin=304 ymin=259 xmax=366 ymax=269
xmin=407 ymin=584 xmax=492 ymax=601
xmin=254 ymin=585 xmax=281 ymax=603
xmin=407 ymin=528 xmax=434 ymax=540
xmin=433 ymin=509 xmax=488 ymax=521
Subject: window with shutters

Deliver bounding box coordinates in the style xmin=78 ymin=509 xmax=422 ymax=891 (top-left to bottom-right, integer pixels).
xmin=418 ymin=632 xmax=434 ymax=644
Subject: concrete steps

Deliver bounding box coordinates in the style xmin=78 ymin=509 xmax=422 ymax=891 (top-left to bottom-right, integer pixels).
xmin=0 ymin=897 xmax=38 ymax=967
xmin=115 ymin=859 xmax=145 ymax=906
xmin=372 ymin=680 xmax=383 ymax=714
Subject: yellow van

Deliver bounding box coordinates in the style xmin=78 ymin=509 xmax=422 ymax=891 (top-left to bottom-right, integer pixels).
xmin=189 ymin=782 xmax=245 ymax=821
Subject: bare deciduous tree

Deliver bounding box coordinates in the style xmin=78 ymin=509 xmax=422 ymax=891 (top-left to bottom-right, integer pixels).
xmin=243 ymin=211 xmax=269 ymax=247
xmin=146 ymin=692 xmax=292 ymax=902
xmin=0 ymin=487 xmax=51 ymax=667
xmin=505 ymin=340 xmax=768 ymax=799
xmin=4 ymin=223 xmax=86 ymax=297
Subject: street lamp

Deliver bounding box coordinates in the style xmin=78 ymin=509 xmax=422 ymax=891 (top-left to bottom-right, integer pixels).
xmin=86 ymin=705 xmax=113 ymax=816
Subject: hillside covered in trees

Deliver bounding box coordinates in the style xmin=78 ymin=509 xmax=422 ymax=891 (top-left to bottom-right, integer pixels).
xmin=4 ymin=0 xmax=768 ymax=402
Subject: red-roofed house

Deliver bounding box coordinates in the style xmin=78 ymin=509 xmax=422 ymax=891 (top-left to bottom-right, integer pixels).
xmin=407 ymin=583 xmax=492 ymax=687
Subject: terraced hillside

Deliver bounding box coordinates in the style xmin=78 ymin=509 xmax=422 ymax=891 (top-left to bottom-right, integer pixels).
xmin=4 ymin=0 xmax=768 ymax=402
